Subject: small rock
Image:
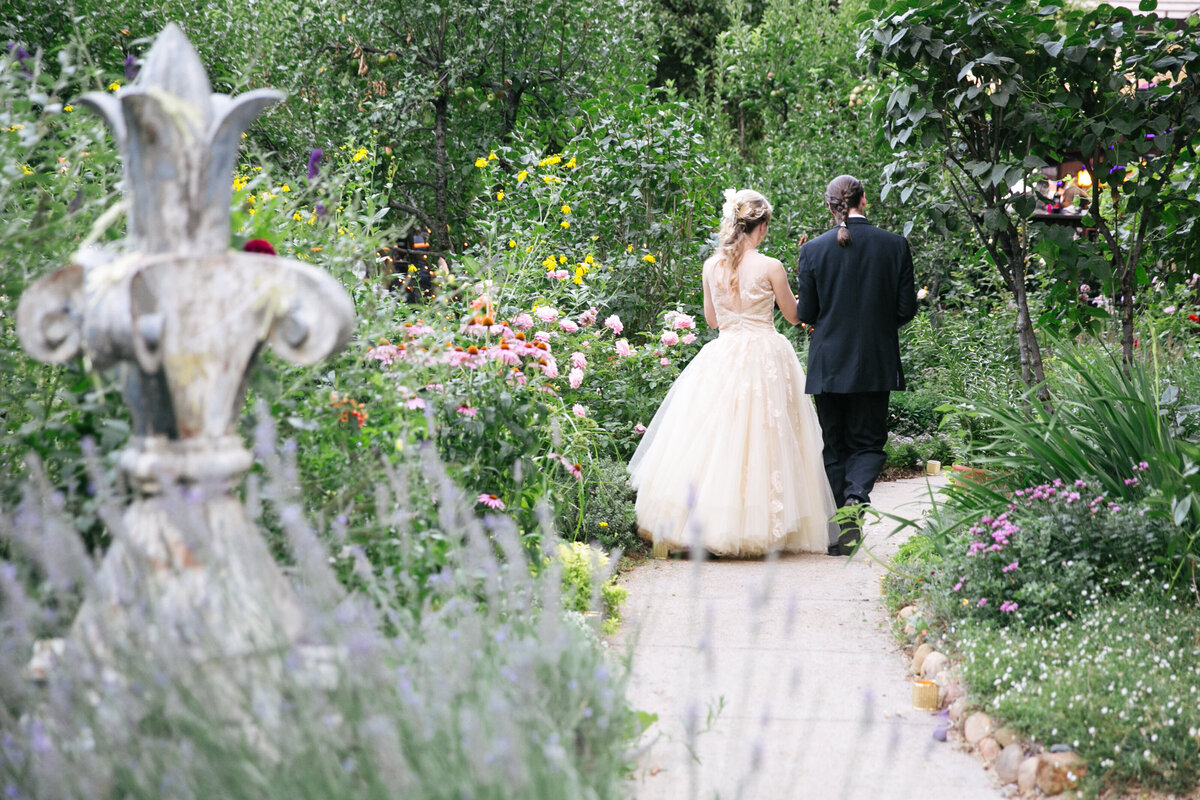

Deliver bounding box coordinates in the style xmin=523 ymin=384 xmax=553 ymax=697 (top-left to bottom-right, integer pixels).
xmin=941 ymin=681 xmax=966 ymax=704
xmin=977 ymin=735 xmax=1001 ymax=762
xmin=964 ymin=711 xmax=993 ymax=744
xmin=1036 ymin=751 xmax=1087 ymax=795
xmin=912 ymin=643 xmax=934 ymax=674
xmin=1017 ymin=755 xmax=1040 ymax=793
xmin=995 ymin=743 xmax=1024 ymax=784
xmin=992 ymin=726 xmax=1018 ymax=748
xmin=921 ymin=651 xmax=949 ymax=680
xmin=899 ymin=605 xmax=917 ymax=619
xmin=948 ymin=697 xmax=968 ymax=724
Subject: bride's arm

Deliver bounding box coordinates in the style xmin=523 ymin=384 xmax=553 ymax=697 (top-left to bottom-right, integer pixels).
xmin=768 ymin=259 xmax=801 ymax=326
xmin=702 ymin=266 xmax=719 ymax=329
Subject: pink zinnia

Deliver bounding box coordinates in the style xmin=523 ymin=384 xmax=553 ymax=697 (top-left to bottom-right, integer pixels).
xmin=457 ymin=405 xmax=478 ymax=417
xmin=579 ymin=307 xmax=598 ymax=326
xmin=535 ymin=306 xmax=558 ymax=323
xmin=406 ymin=397 xmax=426 ymax=410
xmin=661 ymin=331 xmax=680 ymax=347
xmin=659 ymin=357 xmax=670 ymax=366
xmin=604 ymin=314 xmax=623 ymax=335
xmin=534 ymin=331 xmax=553 ymax=343
xmin=559 ymin=318 xmax=579 ymax=333
xmin=513 ymin=313 xmax=534 ymax=330
xmin=634 ymin=423 xmax=647 ymax=434
xmin=570 ymin=352 xmax=587 ymax=370
xmin=569 ymin=367 xmax=584 ymax=389
xmin=477 ymin=493 xmax=505 ymax=510
xmin=615 ymin=339 xmax=633 ymax=358
xmin=572 ymin=403 xmax=587 ymax=417
xmin=543 ymin=358 xmax=559 ymax=379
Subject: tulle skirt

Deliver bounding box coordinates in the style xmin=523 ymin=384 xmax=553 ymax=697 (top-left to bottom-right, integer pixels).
xmin=628 ymin=327 xmax=837 ymax=556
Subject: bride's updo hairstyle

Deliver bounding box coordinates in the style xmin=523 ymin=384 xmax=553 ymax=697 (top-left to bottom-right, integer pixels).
xmin=712 ymin=188 xmax=772 ymax=294
xmin=825 ymin=174 xmax=864 ymax=247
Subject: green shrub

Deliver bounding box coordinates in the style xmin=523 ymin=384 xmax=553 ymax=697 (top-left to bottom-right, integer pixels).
xmin=554 ymin=541 xmax=629 ymax=635
xmin=955 ymin=576 xmax=1200 ymax=796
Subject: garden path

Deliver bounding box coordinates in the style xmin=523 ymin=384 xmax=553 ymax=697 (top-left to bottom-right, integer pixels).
xmin=616 ymin=474 xmax=1005 ymax=800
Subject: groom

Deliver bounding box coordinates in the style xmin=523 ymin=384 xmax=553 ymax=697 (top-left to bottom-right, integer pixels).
xmin=796 ymin=175 xmax=917 ymax=556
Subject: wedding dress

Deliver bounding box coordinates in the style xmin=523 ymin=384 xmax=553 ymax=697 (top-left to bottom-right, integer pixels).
xmin=628 ymin=262 xmax=836 ymax=556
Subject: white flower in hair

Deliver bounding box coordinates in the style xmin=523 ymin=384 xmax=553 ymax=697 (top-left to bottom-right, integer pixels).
xmin=722 ymin=188 xmax=737 ymax=219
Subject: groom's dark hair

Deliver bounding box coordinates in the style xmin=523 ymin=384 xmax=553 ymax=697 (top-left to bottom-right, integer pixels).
xmin=825 ymin=175 xmax=865 ymax=247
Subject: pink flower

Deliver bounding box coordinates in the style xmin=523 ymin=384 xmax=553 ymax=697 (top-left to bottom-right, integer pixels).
xmin=488 ymin=347 xmax=521 ymax=366
xmin=672 ymin=313 xmax=696 ymax=330
xmin=1001 ymin=561 xmax=1019 ymax=573
xmin=559 ymin=318 xmax=579 ymax=333
xmin=572 ymin=403 xmax=587 ymax=417
xmin=977 ymin=598 xmax=988 ymax=607
xmin=579 ymin=307 xmax=598 ymax=326
xmin=569 ymin=367 xmax=584 ymax=389
xmin=660 ymin=331 xmax=680 ymax=347
xmin=547 ymin=270 xmax=568 ymax=281
xmin=456 ymin=405 xmax=478 ymax=417
xmin=534 ymin=331 xmax=553 ymax=343
xmin=570 ymin=352 xmax=587 ymax=370
xmin=513 ymin=313 xmax=534 ymax=330
xmin=477 ymin=493 xmax=505 ymax=510
xmin=542 ymin=358 xmax=559 ymax=379
xmin=659 ymin=357 xmax=670 ymax=366
xmin=1165 ymin=305 xmax=1177 ymax=315
xmin=406 ymin=397 xmax=426 ymax=410
xmin=681 ymin=333 xmax=696 ymax=345
xmin=634 ymin=423 xmax=647 ymax=434
xmin=604 ymin=314 xmax=623 ymax=335
xmin=952 ymin=581 xmax=962 ymax=592
xmin=615 ymin=339 xmax=633 ymax=358
xmin=535 ymin=306 xmax=558 ymax=323
xmin=366 ymin=344 xmax=401 ymax=365
xmin=999 ymin=601 xmax=1019 ymax=613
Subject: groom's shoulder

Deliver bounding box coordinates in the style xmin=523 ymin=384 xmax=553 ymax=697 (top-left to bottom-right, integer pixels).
xmin=863 ymin=222 xmax=909 ymax=247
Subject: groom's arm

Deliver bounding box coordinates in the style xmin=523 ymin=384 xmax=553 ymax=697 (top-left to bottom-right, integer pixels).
xmin=796 ymin=247 xmax=818 ymax=325
xmin=896 ymin=239 xmax=917 ymax=327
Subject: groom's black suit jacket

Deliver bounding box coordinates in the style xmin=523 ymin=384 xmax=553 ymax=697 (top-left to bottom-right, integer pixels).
xmin=796 ymin=217 xmax=917 ymax=394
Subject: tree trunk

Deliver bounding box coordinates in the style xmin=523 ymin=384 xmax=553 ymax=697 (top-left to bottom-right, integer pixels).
xmin=1003 ymin=233 xmax=1048 ymax=398
xmin=431 ymin=92 xmax=451 ymax=253
xmin=1119 ymin=262 xmax=1135 ymax=373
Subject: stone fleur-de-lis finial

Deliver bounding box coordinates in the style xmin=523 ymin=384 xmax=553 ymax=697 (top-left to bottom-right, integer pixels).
xmin=16 ymin=23 xmax=354 ymax=479
xmin=13 ymin=24 xmax=357 ymax=660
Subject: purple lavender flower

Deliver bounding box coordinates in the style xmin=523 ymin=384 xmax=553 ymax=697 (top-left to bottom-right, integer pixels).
xmin=307 ymin=148 xmax=323 ymax=180
xmin=315 ymin=202 xmax=327 ymax=217
xmin=124 ymin=53 xmax=139 ymax=81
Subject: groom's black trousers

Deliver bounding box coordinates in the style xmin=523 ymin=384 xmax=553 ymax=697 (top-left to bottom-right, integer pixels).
xmin=812 ymin=392 xmax=890 ymax=507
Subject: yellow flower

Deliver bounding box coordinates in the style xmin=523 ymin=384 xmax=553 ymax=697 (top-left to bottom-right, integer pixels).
xmin=574 ymin=266 xmax=585 ymax=278
xmin=248 ymin=207 xmax=257 ymax=215
xmin=352 ymin=147 xmax=369 ymax=162
xmin=475 ymin=157 xmax=488 ymax=168
xmin=488 ymin=151 xmax=497 ymax=161
xmin=560 ymin=204 xmax=571 ymax=215
xmin=626 ymin=244 xmax=634 ymax=253
xmin=307 ymin=215 xmax=316 ymax=225
xmin=496 ymin=191 xmax=505 ymax=201
xmin=558 ymin=255 xmax=567 ymax=264
xmin=240 ymin=132 xmax=247 ymax=139
xmin=338 ymin=226 xmax=348 ymax=235
xmin=598 ymin=521 xmax=608 ymax=527
xmin=253 ymin=166 xmax=263 ymax=172
xmin=525 ymin=245 xmax=533 ymax=253
xmin=246 ymin=195 xmax=256 ymax=203
xmin=542 ymin=256 xmax=558 ymax=269
xmin=63 ymin=105 xmax=74 ymax=112
xmin=7 ymin=124 xmax=24 ymax=131
xmin=584 ymin=254 xmax=594 ymax=264
xmin=962 ymin=599 xmax=969 ymax=607
xmin=573 ymin=275 xmax=582 ymax=285
xmin=292 ymin=211 xmax=303 ymax=221
xmin=108 ymin=81 xmax=120 ymax=92
xmin=508 ymin=239 xmax=517 ymax=248
xmin=560 ymin=220 xmax=570 ymax=229
xmin=542 ymin=174 xmax=561 ymax=184
xmin=642 ymin=254 xmax=656 ymax=264
xmin=566 ymin=157 xmax=577 ymax=169
xmin=19 ymin=164 xmax=33 ymax=175
xmin=281 ymin=184 xmax=291 ymax=192
xmin=260 ymin=191 xmax=274 ymax=200
xmin=517 ymin=169 xmax=527 ymax=182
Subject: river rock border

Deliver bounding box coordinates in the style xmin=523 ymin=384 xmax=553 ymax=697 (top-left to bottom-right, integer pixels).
xmin=899 ymin=604 xmax=1088 ymax=798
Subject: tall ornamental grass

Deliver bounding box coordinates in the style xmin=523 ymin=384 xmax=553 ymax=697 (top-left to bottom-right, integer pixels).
xmin=0 ymin=419 xmax=639 ymax=800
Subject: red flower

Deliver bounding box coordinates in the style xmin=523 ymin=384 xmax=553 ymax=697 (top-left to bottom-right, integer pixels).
xmin=243 ymin=238 xmax=276 ymax=256
xmin=1190 ymin=314 xmax=1199 ymax=322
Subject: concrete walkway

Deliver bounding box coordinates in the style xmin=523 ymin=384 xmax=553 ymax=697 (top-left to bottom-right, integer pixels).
xmin=616 ymin=475 xmax=1006 ymax=800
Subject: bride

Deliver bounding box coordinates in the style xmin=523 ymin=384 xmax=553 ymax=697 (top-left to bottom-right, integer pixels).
xmin=628 ymin=189 xmax=837 ymax=557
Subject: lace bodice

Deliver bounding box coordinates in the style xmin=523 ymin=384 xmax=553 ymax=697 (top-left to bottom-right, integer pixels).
xmin=712 ymin=265 xmax=777 ymax=334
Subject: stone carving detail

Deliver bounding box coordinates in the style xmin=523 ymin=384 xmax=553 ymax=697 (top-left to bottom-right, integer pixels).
xmin=15 ymin=24 xmax=354 ymax=657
